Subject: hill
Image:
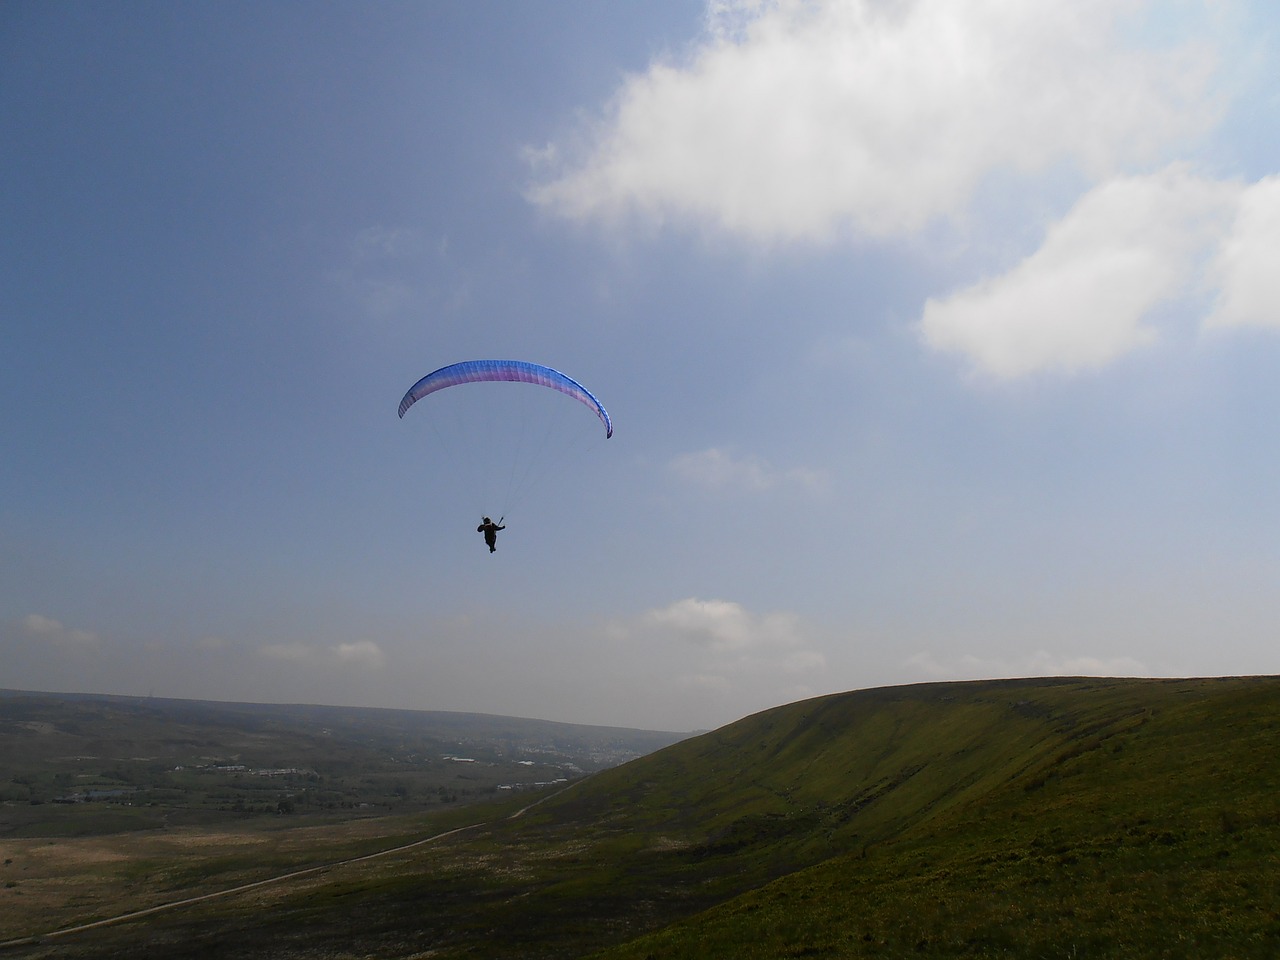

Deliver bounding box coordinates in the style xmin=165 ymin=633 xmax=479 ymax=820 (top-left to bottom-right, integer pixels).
xmin=589 ymin=675 xmax=1280 ymax=957
xmin=3 ymin=676 xmax=1278 ymax=958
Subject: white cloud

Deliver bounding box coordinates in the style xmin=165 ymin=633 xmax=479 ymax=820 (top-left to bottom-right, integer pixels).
xmin=906 ymin=649 xmax=1147 ymax=680
xmin=21 ymin=613 xmax=98 ymax=646
xmin=1205 ymin=174 xmax=1280 ymax=329
xmin=920 ymin=167 xmax=1240 ymax=377
xmin=22 ymin=613 xmax=63 ymax=637
xmin=676 ymin=672 xmax=735 ymax=696
xmin=529 ymin=0 xmax=1216 ymax=242
xmin=258 ymin=642 xmax=315 ymax=662
xmin=335 ymin=640 xmax=386 ymax=670
xmin=669 ymin=447 xmax=828 ymax=493
xmin=257 ymin=640 xmax=386 ymax=670
xmin=608 ymin=597 xmax=828 ymax=724
xmin=644 ymin=597 xmax=807 ymax=654
xmin=330 ymin=225 xmax=434 ymax=319
xmin=533 ymin=0 xmax=1280 ymax=379
xmin=349 ymin=226 xmax=423 ymax=262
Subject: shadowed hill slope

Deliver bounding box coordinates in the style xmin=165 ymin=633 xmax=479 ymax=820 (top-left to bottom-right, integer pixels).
xmin=589 ymin=675 xmax=1280 ymax=958
xmin=546 ymin=676 xmax=1161 ymax=858
xmin=6 ymin=676 xmax=1278 ymax=958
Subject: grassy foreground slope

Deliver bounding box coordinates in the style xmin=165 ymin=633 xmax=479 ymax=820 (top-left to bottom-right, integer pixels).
xmin=6 ymin=677 xmax=1278 ymax=958
xmin=593 ymin=675 xmax=1280 ymax=958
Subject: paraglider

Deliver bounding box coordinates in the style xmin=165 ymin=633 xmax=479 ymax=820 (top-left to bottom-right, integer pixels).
xmin=398 ymin=360 xmax=612 ymax=437
xmin=477 ymin=516 xmax=505 ymax=553
xmin=398 ymin=360 xmax=611 ymax=550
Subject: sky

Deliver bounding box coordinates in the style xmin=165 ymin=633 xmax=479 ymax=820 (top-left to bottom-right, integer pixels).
xmin=4 ymin=0 xmax=1280 ymax=732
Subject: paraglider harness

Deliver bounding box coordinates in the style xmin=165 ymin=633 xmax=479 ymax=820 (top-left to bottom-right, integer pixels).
xmin=477 ymin=516 xmax=505 ymax=553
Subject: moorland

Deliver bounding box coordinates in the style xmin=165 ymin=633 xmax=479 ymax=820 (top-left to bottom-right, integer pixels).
xmin=2 ymin=676 xmax=1278 ymax=958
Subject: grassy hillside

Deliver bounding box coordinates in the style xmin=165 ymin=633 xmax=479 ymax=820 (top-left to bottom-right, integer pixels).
xmin=591 ymin=675 xmax=1280 ymax=958
xmin=4 ymin=677 xmax=1277 ymax=958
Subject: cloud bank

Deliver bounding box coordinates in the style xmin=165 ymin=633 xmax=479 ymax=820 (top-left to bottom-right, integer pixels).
xmin=530 ymin=0 xmax=1214 ymax=241
xmin=531 ymin=0 xmax=1280 ymax=378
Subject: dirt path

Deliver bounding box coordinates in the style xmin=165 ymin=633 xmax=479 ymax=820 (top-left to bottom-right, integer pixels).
xmin=0 ymin=787 xmax=568 ymax=950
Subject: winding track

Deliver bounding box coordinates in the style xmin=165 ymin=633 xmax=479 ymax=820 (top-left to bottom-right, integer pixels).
xmin=0 ymin=787 xmax=569 ymax=950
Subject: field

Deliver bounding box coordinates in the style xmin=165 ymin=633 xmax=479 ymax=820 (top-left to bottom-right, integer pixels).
xmin=2 ymin=677 xmax=1278 ymax=958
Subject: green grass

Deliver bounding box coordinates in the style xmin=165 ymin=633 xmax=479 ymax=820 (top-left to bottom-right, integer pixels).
xmin=591 ymin=677 xmax=1280 ymax=959
xmin=5 ymin=677 xmax=1279 ymax=958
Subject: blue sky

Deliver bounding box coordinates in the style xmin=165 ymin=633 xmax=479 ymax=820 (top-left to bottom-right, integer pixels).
xmin=4 ymin=1 xmax=1280 ymax=731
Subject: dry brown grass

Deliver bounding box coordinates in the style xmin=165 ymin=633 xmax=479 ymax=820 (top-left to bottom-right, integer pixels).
xmin=0 ymin=812 xmax=450 ymax=941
